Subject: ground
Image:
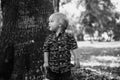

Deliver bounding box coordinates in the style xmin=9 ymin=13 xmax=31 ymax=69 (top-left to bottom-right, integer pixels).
xmin=72 ymin=41 xmax=120 ymax=80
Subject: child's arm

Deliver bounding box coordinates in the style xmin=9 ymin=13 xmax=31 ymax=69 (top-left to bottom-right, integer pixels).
xmin=43 ymin=52 xmax=49 ymax=68
xmin=43 ymin=35 xmax=50 ymax=68
xmin=71 ymin=49 xmax=80 ymax=67
xmin=71 ymin=50 xmax=77 ymax=63
xmin=67 ymin=34 xmax=79 ymax=67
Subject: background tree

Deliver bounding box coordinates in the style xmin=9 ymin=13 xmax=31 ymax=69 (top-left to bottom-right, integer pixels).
xmin=80 ymin=0 xmax=118 ymax=39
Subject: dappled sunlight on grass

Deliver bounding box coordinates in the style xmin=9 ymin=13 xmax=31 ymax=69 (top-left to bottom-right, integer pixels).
xmin=73 ymin=44 xmax=120 ymax=79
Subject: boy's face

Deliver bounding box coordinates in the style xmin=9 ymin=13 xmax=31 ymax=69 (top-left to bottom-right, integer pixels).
xmin=48 ymin=15 xmax=60 ymax=31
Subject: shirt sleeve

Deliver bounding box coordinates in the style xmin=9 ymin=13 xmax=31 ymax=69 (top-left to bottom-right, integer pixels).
xmin=67 ymin=34 xmax=78 ymax=50
xmin=43 ymin=35 xmax=50 ymax=52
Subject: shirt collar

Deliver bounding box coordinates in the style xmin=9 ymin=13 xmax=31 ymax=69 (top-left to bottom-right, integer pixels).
xmin=52 ymin=31 xmax=65 ymax=38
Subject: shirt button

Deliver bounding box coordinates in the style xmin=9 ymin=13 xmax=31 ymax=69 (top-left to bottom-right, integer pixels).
xmin=60 ymin=63 xmax=62 ymax=65
xmin=59 ymin=46 xmax=61 ymax=49
xmin=60 ymin=55 xmax=62 ymax=57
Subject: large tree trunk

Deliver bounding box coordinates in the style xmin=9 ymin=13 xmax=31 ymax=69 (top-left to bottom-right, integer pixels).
xmin=0 ymin=0 xmax=54 ymax=80
xmin=0 ymin=0 xmax=17 ymax=80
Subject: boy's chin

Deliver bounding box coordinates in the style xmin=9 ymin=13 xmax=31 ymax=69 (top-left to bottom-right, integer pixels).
xmin=49 ymin=29 xmax=53 ymax=31
xmin=49 ymin=28 xmax=55 ymax=31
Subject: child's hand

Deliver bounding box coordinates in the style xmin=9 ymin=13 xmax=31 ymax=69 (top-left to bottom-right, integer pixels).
xmin=74 ymin=58 xmax=80 ymax=68
xmin=43 ymin=62 xmax=49 ymax=68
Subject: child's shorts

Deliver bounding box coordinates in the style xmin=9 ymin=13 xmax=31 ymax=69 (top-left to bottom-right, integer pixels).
xmin=47 ymin=68 xmax=73 ymax=80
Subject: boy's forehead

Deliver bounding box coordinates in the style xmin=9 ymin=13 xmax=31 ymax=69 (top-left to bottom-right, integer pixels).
xmin=49 ymin=13 xmax=66 ymax=20
xmin=49 ymin=14 xmax=58 ymax=20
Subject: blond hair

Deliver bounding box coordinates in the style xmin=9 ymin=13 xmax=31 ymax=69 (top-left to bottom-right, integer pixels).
xmin=49 ymin=12 xmax=69 ymax=31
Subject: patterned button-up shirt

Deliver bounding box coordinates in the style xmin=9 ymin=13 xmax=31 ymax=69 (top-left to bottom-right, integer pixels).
xmin=43 ymin=32 xmax=78 ymax=73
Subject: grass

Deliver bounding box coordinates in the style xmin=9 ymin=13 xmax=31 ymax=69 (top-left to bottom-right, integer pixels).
xmin=75 ymin=47 xmax=120 ymax=66
xmin=72 ymin=42 xmax=120 ymax=80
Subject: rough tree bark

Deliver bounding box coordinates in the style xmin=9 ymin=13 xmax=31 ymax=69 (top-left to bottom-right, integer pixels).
xmin=0 ymin=0 xmax=54 ymax=80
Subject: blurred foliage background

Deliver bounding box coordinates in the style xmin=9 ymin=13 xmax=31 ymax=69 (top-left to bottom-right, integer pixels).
xmin=59 ymin=0 xmax=120 ymax=41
